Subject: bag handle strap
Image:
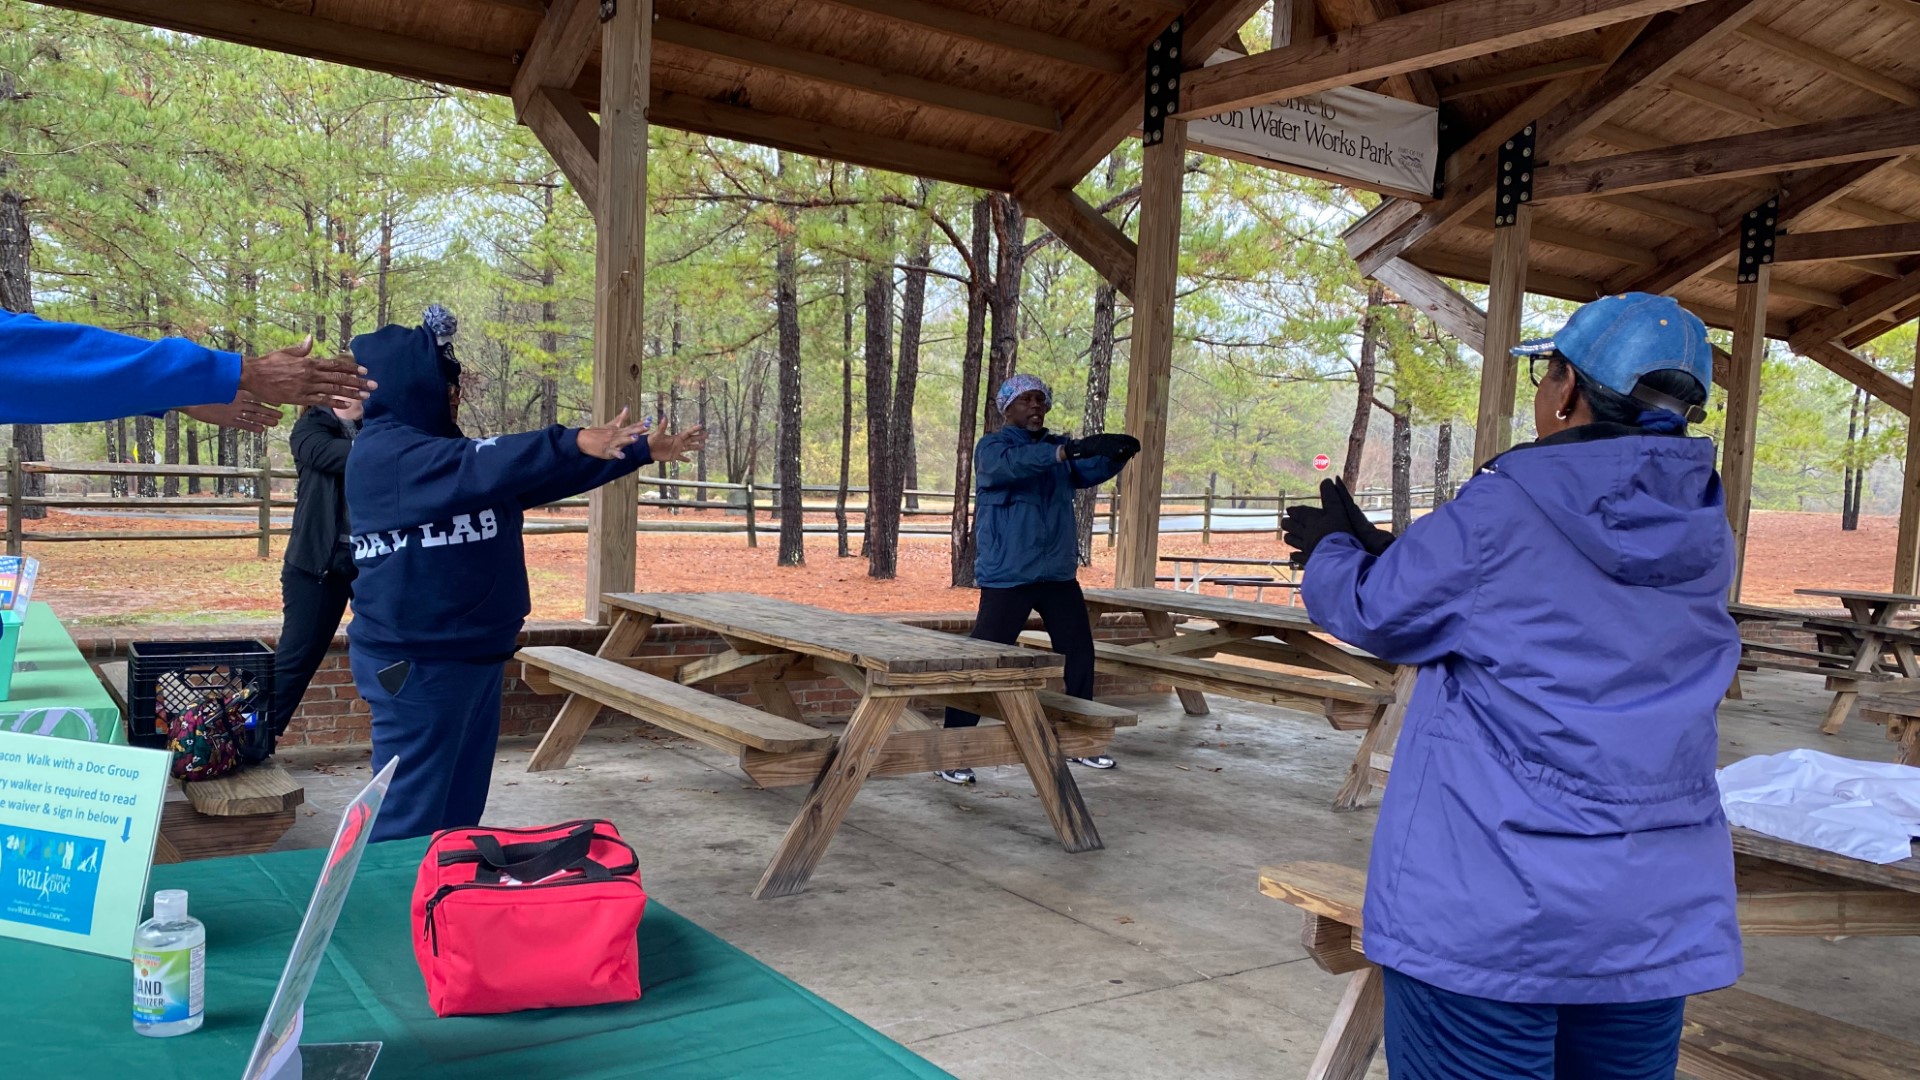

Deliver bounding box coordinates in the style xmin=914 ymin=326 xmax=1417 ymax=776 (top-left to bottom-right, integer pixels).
xmin=467 ymin=823 xmax=597 ymax=884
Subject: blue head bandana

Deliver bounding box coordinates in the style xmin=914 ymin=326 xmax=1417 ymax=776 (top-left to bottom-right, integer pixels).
xmin=995 ymin=373 xmax=1052 ymax=415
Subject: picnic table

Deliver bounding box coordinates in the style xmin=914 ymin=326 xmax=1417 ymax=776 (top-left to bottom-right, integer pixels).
xmin=1158 ymin=555 xmax=1299 ymax=605
xmin=1793 ymin=588 xmax=1920 ymax=734
xmin=519 ymin=592 xmax=1131 ymax=899
xmin=96 ymin=660 xmax=306 ymax=862
xmin=1025 ymin=587 xmax=1410 ymax=811
xmin=1260 ymin=828 xmax=1920 ymax=1080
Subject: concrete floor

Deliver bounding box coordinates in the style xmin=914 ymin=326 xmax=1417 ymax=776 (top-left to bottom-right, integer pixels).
xmin=275 ymin=670 xmax=1918 ymax=1079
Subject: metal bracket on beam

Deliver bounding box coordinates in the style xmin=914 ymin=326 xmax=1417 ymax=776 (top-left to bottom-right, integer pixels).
xmin=600 ymin=0 xmax=615 ymax=22
xmin=1737 ymin=196 xmax=1780 ymax=285
xmin=1495 ymin=124 xmax=1535 ymax=228
xmin=1142 ymin=17 xmax=1183 ymax=146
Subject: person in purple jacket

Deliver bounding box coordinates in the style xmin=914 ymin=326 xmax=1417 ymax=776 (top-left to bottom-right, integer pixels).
xmin=1283 ymin=293 xmax=1742 ymax=1079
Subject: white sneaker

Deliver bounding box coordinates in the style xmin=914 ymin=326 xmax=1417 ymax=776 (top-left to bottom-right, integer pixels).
xmin=1070 ymin=755 xmax=1116 ymax=769
xmin=936 ymin=768 xmax=976 ymax=785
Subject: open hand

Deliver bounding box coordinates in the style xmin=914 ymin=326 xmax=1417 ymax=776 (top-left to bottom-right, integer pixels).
xmin=238 ymin=337 xmax=375 ymax=408
xmin=576 ymin=407 xmax=651 ymax=460
xmin=648 ymin=424 xmax=708 ymax=464
xmin=181 ymin=396 xmax=285 ymax=433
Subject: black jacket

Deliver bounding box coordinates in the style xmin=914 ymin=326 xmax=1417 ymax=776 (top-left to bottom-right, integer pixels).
xmin=285 ymin=407 xmax=356 ymax=578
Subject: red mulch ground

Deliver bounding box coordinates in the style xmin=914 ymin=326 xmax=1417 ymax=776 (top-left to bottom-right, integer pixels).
xmin=13 ymin=506 xmax=1895 ymax=624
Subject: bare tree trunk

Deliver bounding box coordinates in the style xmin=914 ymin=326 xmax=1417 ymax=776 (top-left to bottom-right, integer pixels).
xmin=1076 ymin=282 xmax=1117 ymax=565
xmin=1853 ymin=396 xmax=1874 ymax=524
xmin=376 ymin=111 xmax=394 ymax=327
xmin=952 ymin=198 xmax=992 ymax=587
xmin=1342 ymin=282 xmax=1385 ymax=490
xmin=696 ymin=379 xmax=709 ymax=503
xmin=861 ymin=260 xmax=894 ymax=563
xmin=216 ymin=425 xmax=234 ymax=497
xmin=539 ymin=182 xmax=560 ymax=428
xmin=163 ymin=412 xmax=180 ymax=497
xmin=1 ymin=71 xmax=45 ymax=517
xmin=1842 ymin=387 xmax=1862 ymax=531
xmin=775 ymin=199 xmax=805 ymax=567
xmin=872 ymin=231 xmax=930 ymax=580
xmin=253 ymin=430 xmax=268 ymax=501
xmin=110 ymin=420 xmax=130 ymax=497
xmin=1434 ymin=419 xmax=1453 ymax=509
xmin=1391 ymin=406 xmax=1412 ymax=533
xmin=984 ymin=194 xmax=1025 ymax=436
xmin=186 ymin=425 xmax=201 ymax=496
xmin=836 ymin=257 xmax=854 ymax=557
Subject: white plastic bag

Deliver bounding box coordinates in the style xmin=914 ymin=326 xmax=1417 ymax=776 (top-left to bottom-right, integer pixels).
xmin=1716 ymin=748 xmax=1920 ymax=865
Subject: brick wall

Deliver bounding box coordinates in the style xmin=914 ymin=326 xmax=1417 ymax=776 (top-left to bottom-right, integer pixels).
xmin=75 ymin=612 xmax=1162 ymax=749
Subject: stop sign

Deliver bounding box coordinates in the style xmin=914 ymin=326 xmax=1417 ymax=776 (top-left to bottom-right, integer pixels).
xmin=1313 ymin=454 xmax=1331 ymax=472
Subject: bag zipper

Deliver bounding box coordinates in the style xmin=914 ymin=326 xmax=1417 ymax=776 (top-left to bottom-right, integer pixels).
xmin=422 ymin=874 xmax=645 ymax=956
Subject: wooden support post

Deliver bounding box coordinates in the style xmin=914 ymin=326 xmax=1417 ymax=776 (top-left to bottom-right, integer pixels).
xmin=257 ymin=454 xmax=272 ymax=559
xmin=1276 ymin=490 xmax=1287 ymax=541
xmin=1202 ymin=478 xmax=1214 ymax=544
xmin=1723 ymin=267 xmax=1769 ymax=600
xmin=584 ymin=0 xmax=651 ymax=622
xmin=1898 ymin=328 xmax=1920 ymax=595
xmin=745 ymin=482 xmax=758 ymax=548
xmin=1114 ymin=119 xmax=1185 ymax=588
xmin=1106 ymin=491 xmax=1117 ymax=548
xmin=1473 ymin=204 xmax=1531 ymax=466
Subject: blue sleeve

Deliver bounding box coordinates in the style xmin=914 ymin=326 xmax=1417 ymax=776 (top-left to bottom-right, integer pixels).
xmin=1068 ymin=455 xmax=1125 ymax=489
xmin=517 ymin=428 xmax=653 ymax=509
xmin=0 ymin=310 xmax=241 ymax=423
xmin=976 ymin=434 xmax=1061 ymax=489
xmin=385 ymin=426 xmax=656 ymax=519
xmin=1299 ymin=481 xmax=1487 ymax=665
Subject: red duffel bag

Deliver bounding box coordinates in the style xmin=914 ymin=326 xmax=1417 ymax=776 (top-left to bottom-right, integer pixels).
xmin=411 ymin=819 xmax=648 ymax=1016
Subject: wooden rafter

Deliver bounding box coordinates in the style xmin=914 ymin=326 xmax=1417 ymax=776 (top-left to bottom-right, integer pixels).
xmin=812 ymin=0 xmax=1128 ymax=74
xmin=1530 ymin=108 xmax=1920 ymax=201
xmin=521 ymin=86 xmax=603 ymax=212
xmin=1440 ymin=56 xmax=1613 ymax=101
xmin=1799 ymin=342 xmax=1914 ymax=416
xmin=1788 ymin=265 xmax=1920 ymax=353
xmin=653 ymin=18 xmax=1061 ymax=132
xmin=1348 ymin=0 xmax=1764 ymax=274
xmin=1845 ymin=297 xmax=1920 ymax=348
xmin=1773 ymin=224 xmax=1920 ymax=264
xmin=1702 ymin=267 xmax=1841 ymax=309
xmin=1176 ymin=0 xmax=1706 ymax=117
xmin=1370 ymin=258 xmax=1488 ymax=354
xmin=1734 ymin=21 xmax=1920 ymax=107
xmin=1023 ymin=187 xmax=1138 ymax=300
xmin=651 ymin=92 xmax=1013 ymax=191
xmin=1013 ymin=0 xmax=1270 ymax=197
xmin=1316 ymin=0 xmax=1441 ymax=106
xmin=1627 ymin=159 xmax=1903 ymax=293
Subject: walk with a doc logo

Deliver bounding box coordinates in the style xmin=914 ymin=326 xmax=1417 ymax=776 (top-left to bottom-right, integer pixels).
xmin=0 ymin=825 xmax=103 ymax=931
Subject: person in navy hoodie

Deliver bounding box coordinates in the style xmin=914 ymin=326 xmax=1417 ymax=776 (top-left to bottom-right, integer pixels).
xmin=346 ymin=306 xmax=705 ymax=842
xmin=1284 ymin=293 xmax=1741 ymax=1079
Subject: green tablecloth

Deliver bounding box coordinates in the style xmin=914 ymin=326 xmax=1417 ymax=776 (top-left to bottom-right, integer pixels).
xmin=7 ymin=839 xmax=952 ymax=1079
xmin=0 ymin=601 xmax=122 ymax=743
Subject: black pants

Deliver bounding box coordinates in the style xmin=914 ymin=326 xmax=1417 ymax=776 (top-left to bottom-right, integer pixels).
xmin=272 ymin=560 xmax=355 ymax=737
xmin=944 ymin=580 xmax=1095 ymax=728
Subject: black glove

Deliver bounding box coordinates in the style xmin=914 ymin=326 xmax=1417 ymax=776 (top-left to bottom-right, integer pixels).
xmin=1064 ymin=432 xmax=1140 ymax=462
xmin=1283 ymin=478 xmax=1395 ymax=568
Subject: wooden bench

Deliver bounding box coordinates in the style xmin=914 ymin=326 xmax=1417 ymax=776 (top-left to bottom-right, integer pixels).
xmin=1258 ymin=861 xmax=1920 ymax=1080
xmin=98 ymin=661 xmax=305 ymax=863
xmin=1857 ymin=685 xmax=1920 ymax=766
xmin=1020 ymin=633 xmax=1392 ymax=730
xmin=516 ymin=646 xmax=1126 ymax=791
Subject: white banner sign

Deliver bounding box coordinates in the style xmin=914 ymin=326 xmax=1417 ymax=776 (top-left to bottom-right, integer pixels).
xmin=1190 ymin=55 xmax=1439 ymax=195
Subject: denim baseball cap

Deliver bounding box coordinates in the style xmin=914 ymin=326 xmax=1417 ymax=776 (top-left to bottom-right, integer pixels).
xmin=1512 ymin=293 xmax=1712 ymax=415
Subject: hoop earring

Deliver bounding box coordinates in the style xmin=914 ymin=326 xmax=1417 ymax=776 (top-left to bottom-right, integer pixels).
xmin=1555 ymin=409 xmax=1570 ymax=421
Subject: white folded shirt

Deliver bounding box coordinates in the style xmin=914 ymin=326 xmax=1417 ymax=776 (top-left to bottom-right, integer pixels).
xmin=1716 ymin=748 xmax=1920 ymax=865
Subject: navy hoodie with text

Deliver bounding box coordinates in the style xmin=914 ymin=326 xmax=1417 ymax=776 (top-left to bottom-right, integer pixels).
xmin=345 ymin=323 xmax=651 ymax=661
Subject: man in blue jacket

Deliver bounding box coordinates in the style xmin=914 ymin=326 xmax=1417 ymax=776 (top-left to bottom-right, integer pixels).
xmin=939 ymin=374 xmax=1140 ymax=784
xmin=0 ymin=309 xmax=371 ymax=429
xmin=345 ymin=307 xmax=705 ymax=842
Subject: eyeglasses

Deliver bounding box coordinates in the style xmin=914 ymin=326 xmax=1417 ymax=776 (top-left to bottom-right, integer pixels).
xmin=1527 ymin=354 xmax=1557 ymax=387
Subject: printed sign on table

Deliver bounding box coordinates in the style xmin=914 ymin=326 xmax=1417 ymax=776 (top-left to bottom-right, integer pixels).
xmin=0 ymin=730 xmax=169 ymax=957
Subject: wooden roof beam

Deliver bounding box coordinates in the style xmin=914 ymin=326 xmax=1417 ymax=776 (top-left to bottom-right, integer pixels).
xmin=1013 ymin=0 xmax=1270 ymax=196
xmin=46 ymin=0 xmax=517 ymax=94
xmin=1023 ymin=187 xmax=1138 ymax=300
xmin=1773 ymin=224 xmax=1920 ymax=264
xmin=1347 ymin=0 xmax=1764 ymax=274
xmin=1531 ymin=108 xmax=1920 ymax=200
xmin=1702 ymin=266 xmax=1842 ymax=309
xmin=1440 ymin=56 xmax=1614 ymax=102
xmin=652 ymin=18 xmax=1060 ymax=133
xmin=1316 ymin=0 xmax=1441 ymax=106
xmin=1370 ymin=258 xmax=1488 ymax=354
xmin=1842 ymin=297 xmax=1920 ymax=348
xmin=1661 ymin=74 xmax=1920 ymax=190
xmin=1734 ymin=21 xmax=1920 ymax=107
xmin=1628 ymin=159 xmax=1901 ymax=293
xmin=1176 ymin=0 xmax=1710 ymax=117
xmin=1461 ymin=217 xmax=1657 ymax=265
xmin=813 ymin=0 xmax=1128 ymax=74
xmin=1788 ymin=264 xmax=1920 ymax=353
xmin=650 ymin=92 xmax=1013 ymax=191
xmin=510 ymin=0 xmax=599 ymax=112
xmin=1799 ymin=342 xmax=1914 ymax=416
xmin=520 ymin=86 xmax=603 ymax=213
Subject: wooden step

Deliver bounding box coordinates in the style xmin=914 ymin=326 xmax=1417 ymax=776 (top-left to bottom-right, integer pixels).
xmin=1681 ymin=987 xmax=1920 ymax=1080
xmin=1034 ymin=690 xmax=1138 ymax=728
xmin=517 ymin=646 xmax=835 ymax=754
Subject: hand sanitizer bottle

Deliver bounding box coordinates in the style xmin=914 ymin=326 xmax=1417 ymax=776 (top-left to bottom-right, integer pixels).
xmin=133 ymin=889 xmax=205 ymax=1036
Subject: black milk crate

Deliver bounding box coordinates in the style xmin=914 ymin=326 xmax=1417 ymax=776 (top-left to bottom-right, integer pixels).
xmin=126 ymin=639 xmax=275 ymax=761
